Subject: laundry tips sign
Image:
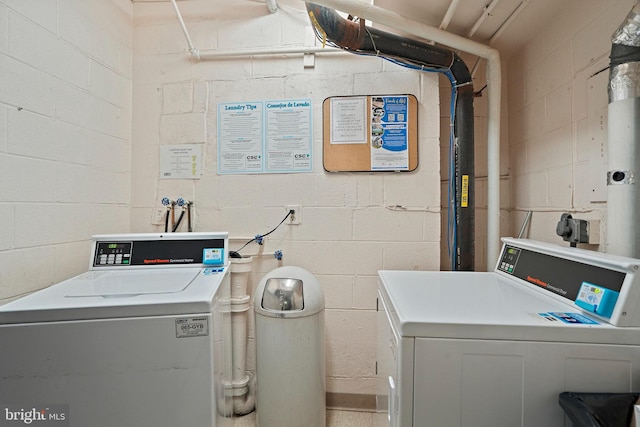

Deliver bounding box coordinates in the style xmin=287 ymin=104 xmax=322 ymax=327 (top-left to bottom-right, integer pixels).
xmin=217 ymin=99 xmax=313 ymax=175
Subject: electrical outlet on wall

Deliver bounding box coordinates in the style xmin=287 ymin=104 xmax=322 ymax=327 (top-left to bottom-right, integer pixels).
xmin=286 ymin=205 xmax=301 ymax=225
xmin=151 ymin=207 xmax=167 ymax=225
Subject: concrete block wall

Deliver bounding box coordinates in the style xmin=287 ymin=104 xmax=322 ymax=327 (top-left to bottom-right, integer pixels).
xmin=506 ymin=0 xmax=638 ymax=245
xmin=0 ymin=0 xmax=133 ymax=302
xmin=131 ymin=0 xmax=441 ymax=395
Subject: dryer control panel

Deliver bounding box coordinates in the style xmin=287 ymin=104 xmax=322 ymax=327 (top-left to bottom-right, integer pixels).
xmin=497 ymin=238 xmax=640 ymax=326
xmin=91 ymin=233 xmax=228 ymax=269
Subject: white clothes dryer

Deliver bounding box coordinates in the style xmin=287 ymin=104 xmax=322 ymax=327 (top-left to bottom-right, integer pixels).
xmin=0 ymin=232 xmax=232 ymax=427
xmin=377 ymin=238 xmax=640 ymax=427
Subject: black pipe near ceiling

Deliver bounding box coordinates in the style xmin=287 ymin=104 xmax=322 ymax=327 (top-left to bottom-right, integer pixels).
xmin=306 ymin=3 xmax=475 ymax=270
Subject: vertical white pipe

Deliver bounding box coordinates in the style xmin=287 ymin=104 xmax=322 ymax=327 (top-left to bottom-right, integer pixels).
xmin=229 ymin=257 xmax=255 ymax=414
xmin=486 ymin=53 xmax=502 ymax=270
xmin=302 ymin=0 xmax=502 ymax=270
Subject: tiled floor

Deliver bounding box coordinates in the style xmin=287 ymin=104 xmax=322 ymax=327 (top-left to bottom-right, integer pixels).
xmin=232 ymin=410 xmax=375 ymax=426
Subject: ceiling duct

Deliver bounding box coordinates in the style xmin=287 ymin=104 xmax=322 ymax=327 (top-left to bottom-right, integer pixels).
xmin=606 ymin=2 xmax=640 ymax=257
xmin=306 ymin=3 xmax=475 ymax=270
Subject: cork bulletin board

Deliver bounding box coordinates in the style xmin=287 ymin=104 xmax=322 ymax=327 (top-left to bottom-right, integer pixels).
xmin=322 ymin=94 xmax=418 ymax=172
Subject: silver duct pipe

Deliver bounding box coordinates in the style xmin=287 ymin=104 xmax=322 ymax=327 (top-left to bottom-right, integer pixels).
xmin=606 ymin=2 xmax=640 ymax=257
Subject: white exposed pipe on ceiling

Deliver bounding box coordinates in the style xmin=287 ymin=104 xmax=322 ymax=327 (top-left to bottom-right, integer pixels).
xmin=304 ymin=0 xmax=502 ymax=271
xmin=170 ymin=0 xmax=197 ymax=56
xmin=468 ymin=0 xmax=502 ymax=38
xmin=169 ymin=0 xmax=344 ymax=60
xmin=196 ymin=45 xmax=344 ymax=59
xmin=439 ymin=0 xmax=462 ymax=30
xmin=471 ymin=0 xmax=529 ymax=78
xmin=489 ymin=0 xmax=529 ymax=44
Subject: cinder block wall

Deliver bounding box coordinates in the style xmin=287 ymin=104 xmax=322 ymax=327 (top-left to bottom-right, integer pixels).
xmin=0 ymin=0 xmax=133 ymax=302
xmin=507 ymin=0 xmax=638 ymax=244
xmin=131 ymin=0 xmax=442 ymax=396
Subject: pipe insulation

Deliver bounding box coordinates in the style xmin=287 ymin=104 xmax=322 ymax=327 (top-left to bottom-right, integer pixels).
xmin=307 ymin=3 xmax=475 ymax=270
xmin=607 ymin=2 xmax=640 ymax=258
xmin=303 ymin=0 xmax=501 ymax=270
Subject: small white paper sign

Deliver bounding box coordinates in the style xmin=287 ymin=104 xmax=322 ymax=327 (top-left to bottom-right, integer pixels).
xmin=330 ymin=96 xmax=367 ymax=145
xmin=160 ymin=144 xmax=202 ymax=179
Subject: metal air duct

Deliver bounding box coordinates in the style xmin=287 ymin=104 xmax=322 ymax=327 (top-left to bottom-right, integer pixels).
xmin=607 ymin=2 xmax=640 ymax=257
xmin=306 ymin=4 xmax=475 ymax=270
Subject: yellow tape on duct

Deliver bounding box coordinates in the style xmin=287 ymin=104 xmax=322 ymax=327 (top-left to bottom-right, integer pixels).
xmin=461 ymin=175 xmax=469 ymax=207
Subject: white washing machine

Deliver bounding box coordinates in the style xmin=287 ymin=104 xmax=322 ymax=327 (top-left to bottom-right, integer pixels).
xmin=0 ymin=232 xmax=233 ymax=427
xmin=376 ymin=238 xmax=640 ymax=427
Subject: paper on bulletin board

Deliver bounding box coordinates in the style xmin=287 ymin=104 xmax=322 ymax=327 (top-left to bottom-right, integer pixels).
xmin=160 ymin=144 xmax=202 ymax=179
xmin=370 ymin=95 xmax=409 ymax=171
xmin=329 ymin=96 xmax=367 ymax=145
xmin=322 ymin=94 xmax=417 ymax=172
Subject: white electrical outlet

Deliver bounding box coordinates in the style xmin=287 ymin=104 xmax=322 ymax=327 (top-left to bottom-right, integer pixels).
xmin=286 ymin=205 xmax=301 ymax=225
xmin=152 ymin=207 xmax=167 ymax=225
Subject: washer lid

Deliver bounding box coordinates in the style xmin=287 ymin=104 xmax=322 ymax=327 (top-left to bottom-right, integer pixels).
xmin=0 ymin=267 xmax=228 ymax=324
xmin=65 ymin=269 xmax=199 ymax=297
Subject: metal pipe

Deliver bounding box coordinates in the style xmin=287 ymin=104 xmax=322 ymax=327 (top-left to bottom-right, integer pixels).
xmin=170 ymin=0 xmax=198 ymax=57
xmin=440 ymin=0 xmax=462 ymax=30
xmin=303 ymin=0 xmax=502 ymax=271
xmin=517 ymin=211 xmax=532 ymax=239
xmin=196 ymin=45 xmax=343 ymax=59
xmin=470 ymin=0 xmax=528 ymax=79
xmin=169 ymin=0 xmax=344 ymax=61
xmin=606 ymin=1 xmax=640 ymax=257
xmin=489 ymin=0 xmax=529 ymax=45
xmin=468 ymin=0 xmax=502 ymax=38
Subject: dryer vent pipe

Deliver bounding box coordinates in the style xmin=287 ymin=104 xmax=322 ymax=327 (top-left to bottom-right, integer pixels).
xmin=306 ymin=3 xmax=475 ymax=270
xmin=606 ymin=2 xmax=640 ymax=257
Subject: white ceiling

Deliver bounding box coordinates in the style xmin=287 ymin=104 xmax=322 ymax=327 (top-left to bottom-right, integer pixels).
xmin=371 ymin=0 xmax=571 ymax=59
xmin=135 ymin=0 xmax=574 ymax=60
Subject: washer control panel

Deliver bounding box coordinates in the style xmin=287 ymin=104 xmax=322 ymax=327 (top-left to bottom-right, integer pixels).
xmin=94 ymin=242 xmax=133 ymax=266
xmin=91 ymin=233 xmax=228 ymax=268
